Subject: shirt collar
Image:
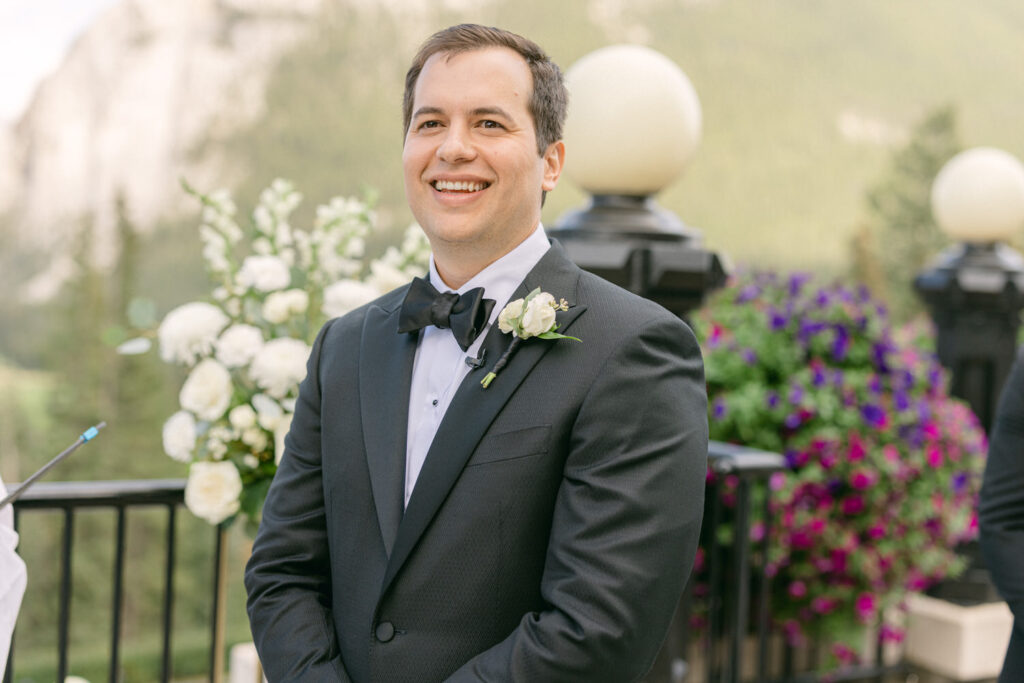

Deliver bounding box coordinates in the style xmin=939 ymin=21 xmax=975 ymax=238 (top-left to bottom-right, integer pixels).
xmin=428 ymin=224 xmax=551 ymax=322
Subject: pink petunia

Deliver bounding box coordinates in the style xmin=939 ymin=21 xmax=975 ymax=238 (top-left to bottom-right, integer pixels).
xmin=927 ymin=446 xmax=943 ymax=468
xmin=788 ymin=580 xmax=808 ymax=598
xmin=855 ymin=592 xmax=876 ymax=622
xmin=842 ymin=495 xmax=865 ymax=515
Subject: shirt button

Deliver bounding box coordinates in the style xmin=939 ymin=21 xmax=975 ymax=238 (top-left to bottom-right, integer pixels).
xmin=432 ymin=399 xmax=439 ymax=406
xmin=375 ymin=621 xmax=396 ymax=642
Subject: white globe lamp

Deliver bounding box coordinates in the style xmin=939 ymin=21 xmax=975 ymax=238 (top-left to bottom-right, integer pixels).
xmin=931 ymin=147 xmax=1024 ymax=244
xmin=555 ymin=45 xmax=703 ymax=237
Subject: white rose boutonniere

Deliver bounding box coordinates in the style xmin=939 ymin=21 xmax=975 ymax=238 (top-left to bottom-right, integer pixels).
xmin=481 ymin=288 xmax=580 ymax=388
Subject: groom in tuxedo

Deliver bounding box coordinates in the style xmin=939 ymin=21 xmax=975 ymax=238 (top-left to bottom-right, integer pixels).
xmin=245 ymin=24 xmax=708 ymax=682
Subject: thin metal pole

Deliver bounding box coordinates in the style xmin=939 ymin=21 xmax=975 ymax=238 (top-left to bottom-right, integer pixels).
xmin=705 ymin=482 xmax=723 ymax=683
xmin=160 ymin=504 xmax=176 ymax=683
xmin=756 ymin=490 xmax=772 ymax=681
xmin=57 ymin=507 xmax=74 ymax=682
xmin=727 ymin=479 xmax=753 ymax=683
xmin=209 ymin=524 xmax=228 ymax=683
xmin=109 ymin=506 xmax=127 ymax=683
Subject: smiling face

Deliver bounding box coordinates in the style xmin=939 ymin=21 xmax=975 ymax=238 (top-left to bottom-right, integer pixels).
xmin=402 ymin=47 xmax=565 ymax=286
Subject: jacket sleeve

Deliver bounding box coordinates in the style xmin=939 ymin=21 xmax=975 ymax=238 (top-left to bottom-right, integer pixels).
xmin=980 ymin=346 xmax=1024 ymax=621
xmin=446 ymin=314 xmax=708 ymax=682
xmin=244 ymin=320 xmax=352 ymax=682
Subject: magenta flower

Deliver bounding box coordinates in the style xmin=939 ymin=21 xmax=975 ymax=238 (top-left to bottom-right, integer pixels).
xmin=854 ymin=593 xmax=876 ymax=622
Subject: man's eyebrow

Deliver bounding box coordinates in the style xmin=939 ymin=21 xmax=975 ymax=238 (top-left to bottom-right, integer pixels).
xmin=411 ymin=106 xmax=444 ymax=119
xmin=472 ymin=107 xmax=513 ymax=120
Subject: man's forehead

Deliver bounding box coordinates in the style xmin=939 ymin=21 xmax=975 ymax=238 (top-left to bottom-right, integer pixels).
xmin=415 ymin=46 xmax=533 ymax=93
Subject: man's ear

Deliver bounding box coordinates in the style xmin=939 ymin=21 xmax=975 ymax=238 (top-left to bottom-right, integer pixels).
xmin=541 ymin=141 xmax=566 ymax=192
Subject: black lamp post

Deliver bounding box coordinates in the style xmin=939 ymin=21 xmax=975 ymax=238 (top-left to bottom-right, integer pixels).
xmin=548 ymin=45 xmax=726 ymax=320
xmin=914 ymin=147 xmax=1024 ymax=606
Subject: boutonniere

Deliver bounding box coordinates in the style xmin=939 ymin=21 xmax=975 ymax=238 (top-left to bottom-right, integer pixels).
xmin=481 ymin=288 xmax=581 ymax=388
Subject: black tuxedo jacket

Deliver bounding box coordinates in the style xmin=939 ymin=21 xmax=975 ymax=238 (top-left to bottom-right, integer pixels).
xmin=980 ymin=346 xmax=1024 ymax=682
xmin=245 ymin=243 xmax=708 ymax=682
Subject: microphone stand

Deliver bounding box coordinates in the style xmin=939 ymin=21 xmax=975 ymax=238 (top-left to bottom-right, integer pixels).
xmin=0 ymin=422 xmax=106 ymax=509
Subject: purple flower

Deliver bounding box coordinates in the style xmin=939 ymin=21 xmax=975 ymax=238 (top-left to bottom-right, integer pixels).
xmin=769 ymin=309 xmax=789 ymax=330
xmin=832 ymin=325 xmax=850 ymax=361
xmin=812 ymin=364 xmax=826 ymax=387
xmin=766 ymin=391 xmax=780 ymax=409
xmin=894 ymin=391 xmax=910 ymax=412
xmin=952 ymin=472 xmax=968 ymax=494
xmin=741 ymin=348 xmax=758 ymax=365
xmin=814 ymin=290 xmax=830 ymax=308
xmin=789 ymin=384 xmax=804 ymax=404
xmin=713 ymin=397 xmax=727 ymax=419
xmin=861 ymin=404 xmax=889 ymax=429
xmin=736 ymin=284 xmax=760 ymax=303
xmin=788 ymin=273 xmax=811 ymax=297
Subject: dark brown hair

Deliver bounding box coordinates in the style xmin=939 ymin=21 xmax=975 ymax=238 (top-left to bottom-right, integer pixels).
xmin=403 ymin=24 xmax=568 ymax=156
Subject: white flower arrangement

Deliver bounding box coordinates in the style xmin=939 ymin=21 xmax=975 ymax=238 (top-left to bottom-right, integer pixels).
xmin=136 ymin=178 xmax=430 ymax=529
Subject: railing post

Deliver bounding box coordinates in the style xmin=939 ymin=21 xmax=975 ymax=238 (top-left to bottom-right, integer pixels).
xmin=210 ymin=524 xmax=229 ymax=683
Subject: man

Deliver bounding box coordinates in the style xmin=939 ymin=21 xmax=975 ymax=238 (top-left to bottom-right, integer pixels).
xmin=980 ymin=347 xmax=1024 ymax=682
xmin=245 ymin=24 xmax=707 ymax=682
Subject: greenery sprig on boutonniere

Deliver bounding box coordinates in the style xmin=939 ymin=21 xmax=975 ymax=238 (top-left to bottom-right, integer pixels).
xmin=481 ymin=288 xmax=581 ymax=388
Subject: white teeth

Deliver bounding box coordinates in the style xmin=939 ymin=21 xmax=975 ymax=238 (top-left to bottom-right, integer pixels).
xmin=434 ymin=180 xmax=486 ymax=192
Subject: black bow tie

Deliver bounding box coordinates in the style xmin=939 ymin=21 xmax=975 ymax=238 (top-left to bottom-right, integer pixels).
xmin=397 ymin=276 xmax=495 ymax=351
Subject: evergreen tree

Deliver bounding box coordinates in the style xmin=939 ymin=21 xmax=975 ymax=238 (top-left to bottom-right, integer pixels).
xmin=851 ymin=106 xmax=962 ymax=322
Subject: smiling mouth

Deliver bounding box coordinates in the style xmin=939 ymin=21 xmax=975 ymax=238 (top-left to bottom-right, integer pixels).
xmin=432 ymin=180 xmax=490 ymax=192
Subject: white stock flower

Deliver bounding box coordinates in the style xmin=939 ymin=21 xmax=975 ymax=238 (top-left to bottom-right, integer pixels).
xmin=229 ymin=404 xmax=257 ymax=431
xmin=252 ymin=393 xmax=283 ymax=430
xmin=237 ymin=255 xmax=290 ymax=292
xmin=521 ymin=294 xmax=557 ymax=338
xmin=185 ymin=461 xmax=242 ymax=525
xmin=215 ymin=324 xmax=263 ymax=367
xmin=162 ymin=411 xmax=196 ymax=462
xmin=158 ymin=302 xmax=229 ymax=366
xmin=322 ymin=279 xmax=379 ymax=318
xmin=179 ymin=359 xmax=233 ymax=421
xmin=497 ymin=299 xmax=525 ymax=334
xmin=366 ymin=260 xmax=411 ymax=294
xmin=241 ymin=427 xmax=269 ymax=451
xmin=262 ymin=289 xmax=309 ymax=324
xmin=243 ymin=454 xmax=260 ymax=469
xmin=275 ymin=413 xmax=293 ymax=464
xmin=250 ymin=338 xmax=310 ymax=398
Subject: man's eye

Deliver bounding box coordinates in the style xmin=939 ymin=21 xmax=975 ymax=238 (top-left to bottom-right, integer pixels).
xmin=419 ymin=120 xmax=441 ymax=130
xmin=480 ymin=120 xmax=504 ymax=129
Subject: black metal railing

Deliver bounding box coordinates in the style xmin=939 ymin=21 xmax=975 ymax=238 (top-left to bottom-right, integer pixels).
xmin=651 ymin=442 xmax=906 ymax=683
xmin=5 ymin=479 xmax=228 ymax=683
xmin=9 ymin=455 xmax=906 ymax=683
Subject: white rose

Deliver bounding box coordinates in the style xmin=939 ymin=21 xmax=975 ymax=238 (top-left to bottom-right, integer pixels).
xmin=497 ymin=298 xmax=525 ymax=334
xmin=179 ymin=359 xmax=233 ymax=421
xmin=243 ymin=454 xmax=260 ymax=469
xmin=366 ymin=260 xmax=411 ymax=294
xmin=215 ymin=324 xmax=264 ymax=367
xmin=184 ymin=461 xmax=242 ymax=525
xmin=250 ymin=338 xmax=310 ymax=398
xmin=229 ymin=404 xmax=257 ymax=430
xmin=162 ymin=411 xmax=196 ymax=462
xmin=521 ymin=295 xmax=557 ymax=338
xmin=158 ymin=302 xmax=229 ymax=365
xmin=275 ymin=413 xmax=294 ymax=464
xmin=237 ymin=255 xmax=291 ymax=292
xmin=322 ymin=279 xmax=379 ymax=318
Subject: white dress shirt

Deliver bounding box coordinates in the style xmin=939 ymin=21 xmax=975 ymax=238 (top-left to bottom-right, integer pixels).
xmin=404 ymin=225 xmax=551 ymax=507
xmin=0 ymin=476 xmax=26 ymax=680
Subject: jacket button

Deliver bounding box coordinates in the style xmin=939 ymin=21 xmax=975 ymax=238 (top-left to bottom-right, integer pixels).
xmin=375 ymin=621 xmax=395 ymax=642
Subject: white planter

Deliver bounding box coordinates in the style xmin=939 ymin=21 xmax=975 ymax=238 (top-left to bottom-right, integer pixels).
xmin=904 ymin=593 xmax=1012 ymax=680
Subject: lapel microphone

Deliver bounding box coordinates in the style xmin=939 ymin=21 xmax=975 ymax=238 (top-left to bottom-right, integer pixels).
xmin=464 ymin=349 xmax=487 ymax=369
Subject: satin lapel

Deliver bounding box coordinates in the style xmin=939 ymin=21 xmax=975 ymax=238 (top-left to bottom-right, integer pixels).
xmin=360 ymin=302 xmax=418 ymax=558
xmin=381 ymin=242 xmax=587 ymax=594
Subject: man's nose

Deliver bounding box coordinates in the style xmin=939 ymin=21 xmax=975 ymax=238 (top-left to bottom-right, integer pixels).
xmin=436 ymin=126 xmax=476 ymax=163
